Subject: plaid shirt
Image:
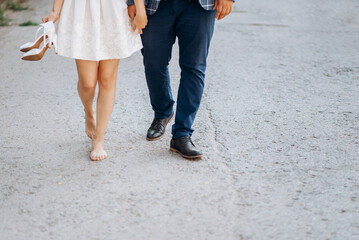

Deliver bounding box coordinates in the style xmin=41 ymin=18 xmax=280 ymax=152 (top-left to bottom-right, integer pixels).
xmin=126 ymin=0 xmax=217 ymax=15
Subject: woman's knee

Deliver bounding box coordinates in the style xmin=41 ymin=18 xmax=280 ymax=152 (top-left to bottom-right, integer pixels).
xmin=78 ymin=76 xmax=97 ymax=91
xmin=98 ymin=70 xmax=116 ymax=90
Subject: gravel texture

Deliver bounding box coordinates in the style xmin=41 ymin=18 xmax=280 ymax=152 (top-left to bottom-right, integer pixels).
xmin=0 ymin=0 xmax=358 ymax=239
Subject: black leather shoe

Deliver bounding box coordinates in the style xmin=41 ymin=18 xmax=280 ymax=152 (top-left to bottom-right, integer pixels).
xmin=146 ymin=113 xmax=174 ymax=141
xmin=170 ymin=136 xmax=202 ymax=160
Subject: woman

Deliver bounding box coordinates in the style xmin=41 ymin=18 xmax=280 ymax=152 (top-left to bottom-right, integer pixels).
xmin=42 ymin=0 xmax=147 ymax=161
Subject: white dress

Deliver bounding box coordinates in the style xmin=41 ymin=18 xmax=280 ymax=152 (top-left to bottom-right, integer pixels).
xmin=56 ymin=0 xmax=142 ymax=61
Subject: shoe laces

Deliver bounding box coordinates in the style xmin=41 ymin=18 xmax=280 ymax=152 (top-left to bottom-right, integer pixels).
xmin=181 ymin=136 xmax=195 ymax=147
xmin=150 ymin=118 xmax=162 ymax=131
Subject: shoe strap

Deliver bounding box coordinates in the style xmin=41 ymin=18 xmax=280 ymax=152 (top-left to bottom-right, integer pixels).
xmin=34 ymin=25 xmax=45 ymax=43
xmin=35 ymin=21 xmax=57 ymax=52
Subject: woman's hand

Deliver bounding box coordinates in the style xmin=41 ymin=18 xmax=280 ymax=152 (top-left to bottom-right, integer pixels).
xmin=42 ymin=11 xmax=60 ymax=23
xmin=132 ymin=7 xmax=147 ymax=34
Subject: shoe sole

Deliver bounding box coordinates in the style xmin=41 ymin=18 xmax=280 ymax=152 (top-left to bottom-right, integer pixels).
xmin=22 ymin=55 xmax=43 ymax=61
xmin=21 ymin=45 xmax=49 ymax=61
xmin=146 ymin=113 xmax=174 ymax=141
xmin=170 ymin=147 xmax=202 ymax=161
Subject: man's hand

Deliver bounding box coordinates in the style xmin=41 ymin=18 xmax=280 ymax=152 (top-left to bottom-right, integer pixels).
xmin=128 ymin=5 xmax=136 ymax=20
xmin=213 ymin=0 xmax=233 ymax=20
xmin=128 ymin=4 xmax=147 ymax=34
xmin=132 ymin=5 xmax=147 ymax=34
xmin=133 ymin=14 xmax=148 ymax=34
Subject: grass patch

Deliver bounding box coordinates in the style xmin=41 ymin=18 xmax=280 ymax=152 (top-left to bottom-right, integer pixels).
xmin=0 ymin=0 xmax=29 ymax=26
xmin=0 ymin=11 xmax=8 ymax=26
xmin=0 ymin=1 xmax=8 ymax=26
xmin=19 ymin=20 xmax=37 ymax=26
xmin=7 ymin=1 xmax=28 ymax=11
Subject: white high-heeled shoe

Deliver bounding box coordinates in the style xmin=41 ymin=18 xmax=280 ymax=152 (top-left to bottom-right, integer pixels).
xmin=20 ymin=21 xmax=57 ymax=61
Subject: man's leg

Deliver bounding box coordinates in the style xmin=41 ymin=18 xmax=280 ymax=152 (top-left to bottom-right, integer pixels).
xmin=141 ymin=1 xmax=177 ymax=119
xmin=172 ymin=1 xmax=216 ymax=139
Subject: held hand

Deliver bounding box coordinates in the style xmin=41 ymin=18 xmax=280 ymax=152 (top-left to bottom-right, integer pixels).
xmin=213 ymin=0 xmax=233 ymax=20
xmin=42 ymin=11 xmax=60 ymax=23
xmin=128 ymin=5 xmax=136 ymax=20
xmin=132 ymin=11 xmax=147 ymax=34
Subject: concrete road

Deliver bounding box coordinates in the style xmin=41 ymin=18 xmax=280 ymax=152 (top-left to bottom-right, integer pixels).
xmin=1 ymin=0 xmax=358 ymax=239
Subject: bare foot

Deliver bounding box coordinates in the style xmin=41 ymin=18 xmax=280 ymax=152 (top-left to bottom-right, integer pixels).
xmin=90 ymin=140 xmax=107 ymax=161
xmin=85 ymin=110 xmax=96 ymax=139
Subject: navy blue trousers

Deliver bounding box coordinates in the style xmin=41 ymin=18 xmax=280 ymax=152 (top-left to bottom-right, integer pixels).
xmin=141 ymin=0 xmax=216 ymax=139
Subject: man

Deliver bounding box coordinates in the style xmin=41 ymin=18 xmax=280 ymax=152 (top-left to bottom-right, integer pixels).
xmin=127 ymin=0 xmax=234 ymax=160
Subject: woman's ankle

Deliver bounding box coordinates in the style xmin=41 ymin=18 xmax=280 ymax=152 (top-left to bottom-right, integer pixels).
xmin=84 ymin=107 xmax=95 ymax=116
xmin=93 ymin=134 xmax=104 ymax=143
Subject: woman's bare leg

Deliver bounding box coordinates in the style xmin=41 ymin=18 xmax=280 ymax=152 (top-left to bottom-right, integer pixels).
xmin=90 ymin=59 xmax=119 ymax=161
xmin=75 ymin=59 xmax=98 ymax=140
